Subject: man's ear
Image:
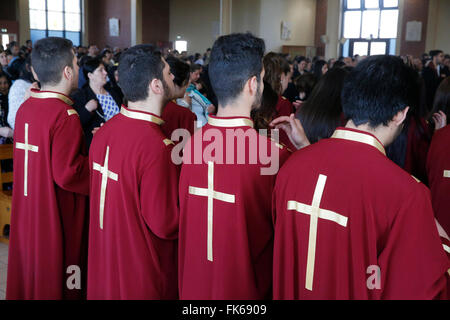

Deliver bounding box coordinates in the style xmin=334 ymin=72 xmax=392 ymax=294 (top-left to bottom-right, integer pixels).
xmin=31 ymin=66 xmax=39 ymax=82
xmin=393 ymin=106 xmax=410 ymax=127
xmin=63 ymin=65 xmax=73 ymax=81
xmin=149 ymin=78 xmax=163 ymax=95
xmin=247 ymin=76 xmax=258 ymax=97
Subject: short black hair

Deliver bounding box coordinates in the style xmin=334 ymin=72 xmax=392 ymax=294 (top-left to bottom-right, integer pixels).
xmin=31 ymin=37 xmax=74 ymax=86
xmin=82 ymin=57 xmax=105 ymax=80
xmin=429 ymin=50 xmax=443 ymax=58
xmin=118 ymin=44 xmax=164 ymax=102
xmin=341 ymin=55 xmax=420 ymax=128
xmin=208 ymin=33 xmax=265 ymax=107
xmin=166 ymin=56 xmax=190 ymax=87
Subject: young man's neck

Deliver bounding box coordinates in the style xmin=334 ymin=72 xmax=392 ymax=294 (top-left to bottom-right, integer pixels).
xmin=345 ymin=120 xmax=395 ymax=147
xmin=215 ymin=99 xmax=252 ymax=119
xmin=127 ymin=98 xmax=165 ymax=117
xmin=40 ymin=83 xmax=73 ymax=97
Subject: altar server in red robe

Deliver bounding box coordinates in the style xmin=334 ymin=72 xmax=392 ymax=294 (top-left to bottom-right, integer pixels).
xmin=272 ymin=56 xmax=450 ymax=300
xmin=7 ymin=37 xmax=89 ymax=300
xmin=87 ymin=45 xmax=179 ymax=300
xmin=427 ymin=123 xmax=450 ymax=236
xmin=162 ymin=56 xmax=197 ymax=143
xmin=178 ymin=33 xmax=303 ymax=300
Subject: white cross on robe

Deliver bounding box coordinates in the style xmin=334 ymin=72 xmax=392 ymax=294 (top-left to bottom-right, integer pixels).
xmin=189 ymin=161 xmax=236 ymax=262
xmin=287 ymin=174 xmax=348 ymax=291
xmin=93 ymin=146 xmax=118 ymax=230
xmin=15 ymin=123 xmax=39 ymax=197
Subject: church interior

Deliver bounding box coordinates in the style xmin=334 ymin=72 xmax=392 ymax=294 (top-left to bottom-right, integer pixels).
xmin=0 ymin=0 xmax=449 ymax=301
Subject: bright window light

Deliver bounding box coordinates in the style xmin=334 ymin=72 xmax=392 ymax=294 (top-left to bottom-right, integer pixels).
xmin=175 ymin=40 xmax=187 ymax=53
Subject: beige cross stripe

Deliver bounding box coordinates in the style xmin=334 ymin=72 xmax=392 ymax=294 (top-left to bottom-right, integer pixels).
xmin=189 ymin=161 xmax=235 ymax=262
xmin=93 ymin=146 xmax=118 ymax=230
xmin=15 ymin=123 xmax=39 ymax=197
xmin=444 ymin=171 xmax=450 ymax=179
xmin=287 ymin=174 xmax=348 ymax=291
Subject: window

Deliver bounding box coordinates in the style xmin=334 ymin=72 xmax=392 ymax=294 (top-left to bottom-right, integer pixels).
xmin=175 ymin=41 xmax=187 ymax=53
xmin=29 ymin=0 xmax=82 ymax=46
xmin=341 ymin=0 xmax=398 ymax=57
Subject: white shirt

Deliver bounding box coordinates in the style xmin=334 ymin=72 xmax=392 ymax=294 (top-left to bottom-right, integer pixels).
xmin=8 ymin=79 xmax=31 ymax=131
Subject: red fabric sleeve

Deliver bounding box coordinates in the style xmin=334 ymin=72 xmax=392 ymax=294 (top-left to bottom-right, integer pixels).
xmin=378 ymin=186 xmax=450 ymax=300
xmin=140 ymin=146 xmax=179 ymax=241
xmin=51 ymin=115 xmax=90 ymax=195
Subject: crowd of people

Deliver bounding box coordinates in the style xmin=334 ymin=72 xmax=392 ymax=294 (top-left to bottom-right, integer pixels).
xmin=2 ymin=34 xmax=450 ymax=300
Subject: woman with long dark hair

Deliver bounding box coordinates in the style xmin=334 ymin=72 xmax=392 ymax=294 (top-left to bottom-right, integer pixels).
xmin=296 ymin=67 xmax=349 ymax=144
xmin=312 ymin=59 xmax=328 ymax=81
xmin=72 ymin=57 xmax=123 ymax=149
xmin=252 ymin=53 xmax=295 ymax=150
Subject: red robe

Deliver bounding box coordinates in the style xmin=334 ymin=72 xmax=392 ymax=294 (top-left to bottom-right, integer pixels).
xmin=7 ymin=89 xmax=89 ymax=300
xmin=273 ymin=127 xmax=450 ymax=300
xmin=87 ymin=106 xmax=179 ymax=300
xmin=161 ymin=100 xmax=197 ymax=142
xmin=178 ymin=115 xmax=291 ymax=300
xmin=404 ymin=118 xmax=432 ymax=185
xmin=427 ymin=125 xmax=450 ymax=236
xmin=275 ymin=96 xmax=296 ymax=152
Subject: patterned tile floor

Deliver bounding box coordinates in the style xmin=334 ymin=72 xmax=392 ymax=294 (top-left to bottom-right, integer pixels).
xmin=0 ymin=243 xmax=8 ymax=300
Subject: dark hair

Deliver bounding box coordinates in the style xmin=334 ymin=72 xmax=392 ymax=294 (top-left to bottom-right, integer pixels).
xmin=251 ymin=81 xmax=278 ymax=130
xmin=341 ymin=55 xmax=420 ymax=128
xmin=263 ymin=52 xmax=290 ymax=95
xmin=332 ymin=60 xmax=346 ymax=69
xmin=208 ymin=33 xmax=265 ymax=107
xmin=0 ymin=72 xmax=11 ymax=87
xmin=190 ymin=63 xmax=202 ymax=73
xmin=118 ymin=44 xmax=164 ymax=102
xmin=313 ymin=60 xmax=327 ymax=80
xmin=293 ymin=73 xmax=317 ymax=101
xmin=31 ymin=37 xmax=74 ymax=86
xmin=100 ymin=49 xmax=112 ymax=59
xmin=297 ymin=68 xmax=349 ymax=144
xmin=429 ymin=50 xmax=443 ymax=58
xmin=7 ymin=56 xmax=34 ymax=82
xmin=82 ymin=57 xmax=105 ymax=80
xmin=430 ymin=77 xmax=450 ymax=120
xmin=166 ymin=56 xmax=190 ymax=87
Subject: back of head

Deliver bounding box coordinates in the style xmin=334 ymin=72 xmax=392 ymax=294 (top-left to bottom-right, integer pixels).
xmin=298 ymin=68 xmax=349 ymax=143
xmin=432 ymin=77 xmax=450 ymax=120
xmin=166 ymin=56 xmax=190 ymax=87
xmin=118 ymin=44 xmax=164 ymax=102
xmin=341 ymin=55 xmax=420 ymax=128
xmin=263 ymin=52 xmax=290 ymax=95
xmin=313 ymin=60 xmax=327 ymax=80
xmin=208 ymin=33 xmax=265 ymax=107
xmin=31 ymin=37 xmax=74 ymax=86
xmin=293 ymin=73 xmax=317 ymax=101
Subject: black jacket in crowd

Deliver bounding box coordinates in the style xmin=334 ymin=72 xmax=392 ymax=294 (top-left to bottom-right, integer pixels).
xmin=71 ymin=82 xmax=123 ymax=149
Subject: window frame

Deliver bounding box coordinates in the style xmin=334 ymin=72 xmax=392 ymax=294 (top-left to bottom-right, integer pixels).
xmin=29 ymin=0 xmax=82 ymax=46
xmin=341 ymin=0 xmax=399 ymax=56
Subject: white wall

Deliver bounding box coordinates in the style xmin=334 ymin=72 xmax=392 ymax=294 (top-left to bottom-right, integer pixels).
xmin=259 ymin=0 xmax=316 ymax=52
xmin=426 ymin=0 xmax=450 ymax=54
xmin=169 ymin=0 xmax=220 ymax=54
xmin=324 ymin=0 xmax=340 ymax=59
xmin=231 ymin=0 xmax=261 ymax=36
